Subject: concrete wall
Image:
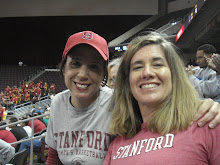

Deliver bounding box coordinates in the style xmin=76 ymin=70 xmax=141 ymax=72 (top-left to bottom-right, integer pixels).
xmin=168 ymin=0 xmax=197 ymax=13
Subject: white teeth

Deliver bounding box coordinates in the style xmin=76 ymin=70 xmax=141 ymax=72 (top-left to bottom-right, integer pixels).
xmin=76 ymin=83 xmax=88 ymax=88
xmin=141 ymin=84 xmax=158 ymax=89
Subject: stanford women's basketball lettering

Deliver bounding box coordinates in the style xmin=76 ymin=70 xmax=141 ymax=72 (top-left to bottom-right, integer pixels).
xmin=53 ymin=130 xmax=112 ymax=159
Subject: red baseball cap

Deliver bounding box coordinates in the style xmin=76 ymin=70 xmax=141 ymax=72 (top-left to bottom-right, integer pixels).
xmin=62 ymin=31 xmax=109 ymax=61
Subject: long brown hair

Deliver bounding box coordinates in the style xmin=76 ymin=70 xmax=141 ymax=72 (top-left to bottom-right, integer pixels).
xmin=109 ymin=32 xmax=200 ymax=138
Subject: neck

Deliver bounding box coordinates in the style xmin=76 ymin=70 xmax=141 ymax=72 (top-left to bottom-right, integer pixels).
xmin=70 ymin=93 xmax=99 ymax=109
xmin=139 ymin=104 xmax=157 ymax=123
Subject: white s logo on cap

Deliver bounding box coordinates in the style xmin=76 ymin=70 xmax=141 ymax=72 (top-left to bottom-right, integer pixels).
xmin=82 ymin=32 xmax=93 ymax=40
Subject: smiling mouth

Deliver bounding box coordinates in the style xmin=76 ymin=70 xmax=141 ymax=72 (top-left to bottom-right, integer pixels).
xmin=140 ymin=84 xmax=159 ymax=89
xmin=75 ymin=82 xmax=90 ymax=89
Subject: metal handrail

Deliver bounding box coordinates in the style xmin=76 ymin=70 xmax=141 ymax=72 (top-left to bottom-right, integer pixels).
xmin=0 ymin=113 xmax=50 ymax=165
xmin=0 ymin=113 xmax=49 ymax=129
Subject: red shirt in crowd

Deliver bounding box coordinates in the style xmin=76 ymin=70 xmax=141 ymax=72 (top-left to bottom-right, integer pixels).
xmin=50 ymin=84 xmax=55 ymax=91
xmin=43 ymin=83 xmax=48 ymax=90
xmin=36 ymin=88 xmax=42 ymax=96
xmin=31 ymin=88 xmax=36 ymax=96
xmin=28 ymin=119 xmax=46 ymax=134
xmin=0 ymin=130 xmax=17 ymax=147
xmin=11 ymin=96 xmax=17 ymax=104
xmin=0 ymin=93 xmax=4 ymax=100
xmin=13 ymin=87 xmax=18 ymax=94
xmin=20 ymin=84 xmax=26 ymax=90
xmin=25 ymin=93 xmax=30 ymax=101
xmin=38 ymin=81 xmax=43 ymax=89
xmin=5 ymin=86 xmax=11 ymax=94
xmin=19 ymin=89 xmax=24 ymax=96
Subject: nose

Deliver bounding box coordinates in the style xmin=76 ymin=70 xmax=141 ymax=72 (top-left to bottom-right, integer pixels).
xmin=142 ymin=66 xmax=155 ymax=79
xmin=77 ymin=65 xmax=89 ymax=80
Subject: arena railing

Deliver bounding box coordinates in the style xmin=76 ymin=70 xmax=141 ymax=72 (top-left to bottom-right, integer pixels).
xmin=0 ymin=113 xmax=50 ymax=165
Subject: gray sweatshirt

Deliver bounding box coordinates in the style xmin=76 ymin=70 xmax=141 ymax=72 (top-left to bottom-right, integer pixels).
xmin=189 ymin=67 xmax=220 ymax=101
xmin=0 ymin=139 xmax=15 ymax=164
xmin=46 ymin=86 xmax=115 ymax=165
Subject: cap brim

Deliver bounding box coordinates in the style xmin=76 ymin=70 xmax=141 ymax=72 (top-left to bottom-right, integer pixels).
xmin=63 ymin=42 xmax=108 ymax=61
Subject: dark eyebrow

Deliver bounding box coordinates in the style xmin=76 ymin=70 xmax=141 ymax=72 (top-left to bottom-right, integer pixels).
xmin=70 ymin=56 xmax=101 ymax=65
xmin=130 ymin=61 xmax=143 ymax=67
xmin=152 ymin=57 xmax=165 ymax=62
xmin=131 ymin=57 xmax=165 ymax=66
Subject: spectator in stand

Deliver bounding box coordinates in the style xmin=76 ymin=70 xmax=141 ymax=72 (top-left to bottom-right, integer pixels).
xmin=3 ymin=94 xmax=10 ymax=109
xmin=33 ymin=95 xmax=39 ymax=104
xmin=8 ymin=117 xmax=28 ymax=141
xmin=38 ymin=79 xmax=43 ymax=89
xmin=31 ymin=81 xmax=35 ymax=88
xmin=28 ymin=115 xmax=46 ymax=134
xmin=34 ymin=112 xmax=47 ymax=127
xmin=18 ymin=87 xmax=25 ymax=104
xmin=1 ymin=100 xmax=8 ymax=110
xmin=49 ymin=82 xmax=55 ymax=95
xmin=36 ymin=86 xmax=42 ymax=99
xmin=28 ymin=81 xmax=33 ymax=90
xmin=187 ymin=44 xmax=220 ymax=101
xmin=20 ymin=83 xmax=26 ymax=91
xmin=43 ymin=114 xmax=50 ymax=125
xmin=107 ymin=57 xmax=122 ymax=88
xmin=20 ymin=118 xmax=32 ymax=138
xmin=12 ymin=86 xmax=18 ymax=95
xmin=7 ymin=97 xmax=14 ymax=110
xmin=43 ymin=82 xmax=48 ymax=96
xmin=5 ymin=86 xmax=11 ymax=94
xmin=31 ymin=105 xmax=36 ymax=114
xmin=0 ymin=91 xmax=5 ymax=104
xmin=10 ymin=94 xmax=18 ymax=107
xmin=0 ymin=105 xmax=4 ymax=123
xmin=18 ymin=132 xmax=46 ymax=155
xmin=0 ymin=122 xmax=17 ymax=146
xmin=4 ymin=92 xmax=11 ymax=102
xmin=18 ymin=61 xmax=23 ymax=66
xmin=30 ymin=86 xmax=36 ymax=99
xmin=206 ymin=53 xmax=220 ymax=89
xmin=16 ymin=92 xmax=21 ymax=105
xmin=24 ymin=92 xmax=30 ymax=102
xmin=0 ymin=139 xmax=15 ymax=164
xmin=35 ymin=107 xmax=44 ymax=115
xmin=35 ymin=81 xmax=40 ymax=88
xmin=43 ymin=105 xmax=50 ymax=125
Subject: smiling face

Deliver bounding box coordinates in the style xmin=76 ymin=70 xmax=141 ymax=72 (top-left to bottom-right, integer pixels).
xmin=63 ymin=44 xmax=105 ymax=108
xmin=129 ymin=44 xmax=172 ymax=111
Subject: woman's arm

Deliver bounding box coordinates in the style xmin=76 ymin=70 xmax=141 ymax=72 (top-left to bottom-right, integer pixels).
xmin=46 ymin=147 xmax=63 ymax=165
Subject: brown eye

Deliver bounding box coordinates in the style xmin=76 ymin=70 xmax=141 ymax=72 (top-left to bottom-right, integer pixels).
xmin=90 ymin=64 xmax=100 ymax=70
xmin=154 ymin=63 xmax=163 ymax=67
xmin=71 ymin=61 xmax=81 ymax=67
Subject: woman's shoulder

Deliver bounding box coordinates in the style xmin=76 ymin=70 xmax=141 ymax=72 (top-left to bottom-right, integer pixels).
xmin=51 ymin=89 xmax=70 ymax=102
xmin=189 ymin=120 xmax=220 ymax=147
